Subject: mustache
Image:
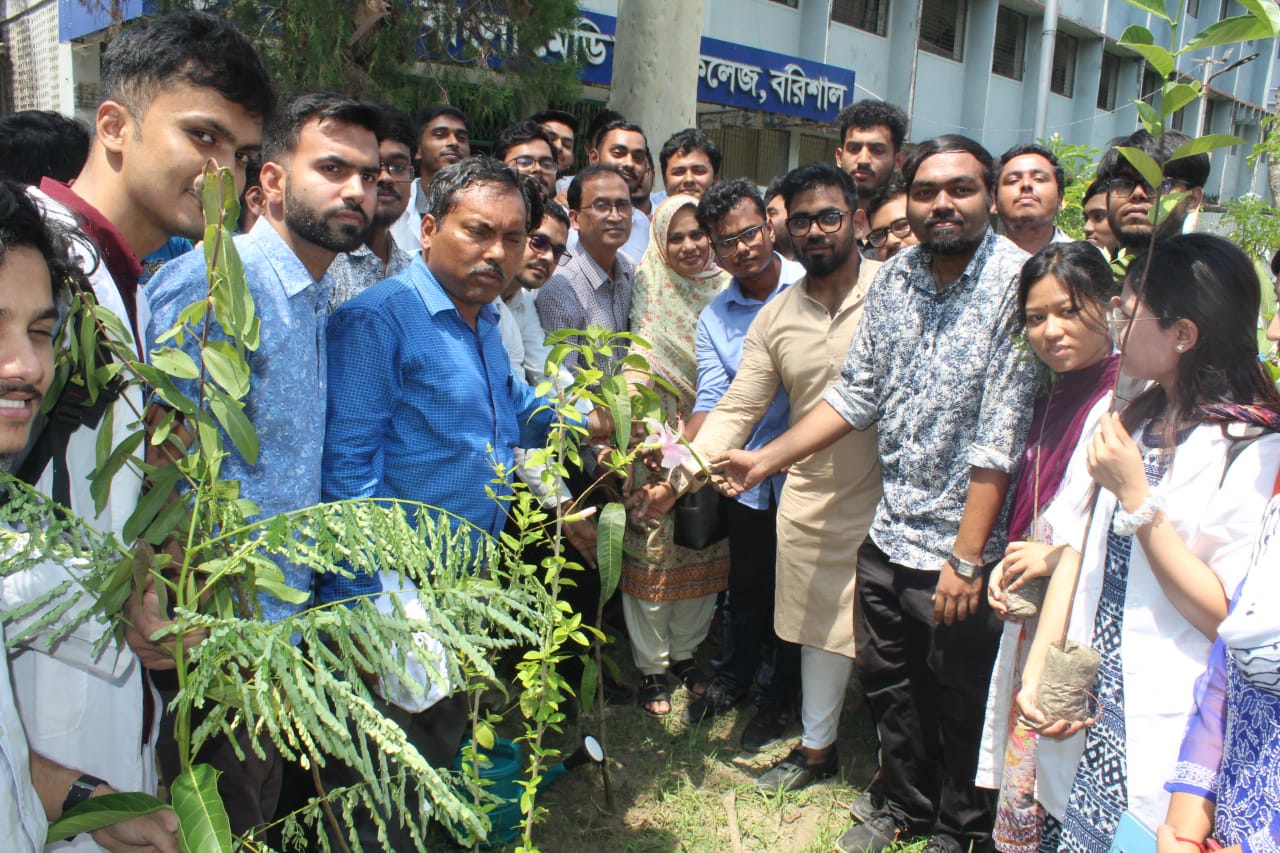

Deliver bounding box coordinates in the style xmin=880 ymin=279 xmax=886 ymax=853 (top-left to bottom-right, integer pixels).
xmin=469 ymin=262 xmax=506 ymax=278
xmin=0 ymin=382 xmax=42 ymax=401
xmin=925 ymin=214 xmax=961 ymax=227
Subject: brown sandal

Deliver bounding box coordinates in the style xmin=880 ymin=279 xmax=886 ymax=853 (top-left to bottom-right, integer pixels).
xmin=670 ymin=659 xmax=709 ymax=697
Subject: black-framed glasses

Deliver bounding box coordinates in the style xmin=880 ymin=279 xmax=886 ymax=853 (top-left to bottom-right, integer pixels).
xmin=1107 ymin=176 xmax=1188 ymax=199
xmin=786 ymin=208 xmax=851 ymax=238
xmin=711 ymin=224 xmax=766 ymax=257
xmin=583 ymin=198 xmax=632 ymax=216
xmin=529 ymin=232 xmax=572 ymax=265
xmin=510 ymin=154 xmax=558 ymax=172
xmin=379 ymin=162 xmax=414 ymax=183
xmin=866 ymin=218 xmax=912 ymax=248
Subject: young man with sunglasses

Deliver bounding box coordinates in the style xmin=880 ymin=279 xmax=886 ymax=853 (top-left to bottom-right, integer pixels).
xmin=328 ymin=104 xmax=416 ymax=309
xmin=1096 ymin=128 xmax=1208 ymax=253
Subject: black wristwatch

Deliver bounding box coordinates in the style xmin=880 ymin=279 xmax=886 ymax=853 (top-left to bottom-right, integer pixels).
xmin=62 ymin=773 xmax=106 ymax=815
xmin=946 ymin=553 xmax=982 ymax=580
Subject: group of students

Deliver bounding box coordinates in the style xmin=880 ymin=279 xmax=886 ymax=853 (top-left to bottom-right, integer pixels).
xmin=1 ymin=9 xmax=1280 ymax=853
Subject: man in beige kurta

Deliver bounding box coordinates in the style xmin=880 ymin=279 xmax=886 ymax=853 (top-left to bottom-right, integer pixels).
xmin=635 ymin=163 xmax=883 ymax=794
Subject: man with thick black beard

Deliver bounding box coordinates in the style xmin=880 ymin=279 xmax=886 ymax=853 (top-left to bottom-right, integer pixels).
xmin=715 ymin=136 xmax=1037 ymax=853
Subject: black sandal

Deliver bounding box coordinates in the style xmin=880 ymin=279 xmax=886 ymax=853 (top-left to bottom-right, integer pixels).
xmin=638 ymin=674 xmax=671 ymax=718
xmin=670 ymin=659 xmax=709 ymax=697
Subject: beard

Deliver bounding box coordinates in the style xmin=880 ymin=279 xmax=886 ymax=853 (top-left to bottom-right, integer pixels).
xmin=285 ymin=185 xmax=369 ymax=253
xmin=797 ymin=232 xmax=857 ymax=277
xmin=921 ymin=217 xmax=984 ymax=256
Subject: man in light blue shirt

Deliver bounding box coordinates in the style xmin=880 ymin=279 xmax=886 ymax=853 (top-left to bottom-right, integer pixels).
xmin=681 ymin=179 xmax=806 ymax=748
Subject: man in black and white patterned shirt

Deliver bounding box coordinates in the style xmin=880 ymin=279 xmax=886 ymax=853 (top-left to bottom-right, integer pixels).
xmin=719 ymin=135 xmax=1038 ymax=853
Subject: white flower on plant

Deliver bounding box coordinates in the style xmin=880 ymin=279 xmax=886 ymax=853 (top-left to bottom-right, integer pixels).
xmin=639 ymin=418 xmax=692 ymax=469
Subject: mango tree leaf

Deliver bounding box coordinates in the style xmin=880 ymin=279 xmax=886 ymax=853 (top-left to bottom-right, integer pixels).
xmin=578 ymin=655 xmax=598 ymax=716
xmin=172 ymin=764 xmax=234 ymax=853
xmin=1117 ymin=147 xmax=1166 ymax=190
xmin=1238 ymin=0 xmax=1280 ymax=33
xmin=1160 ymin=81 xmax=1200 ymax=117
xmin=598 ymin=375 xmax=631 ymax=451
xmin=595 ymin=502 xmax=625 ymax=602
xmin=1119 ymin=0 xmax=1170 ymax=23
xmin=1154 ymin=190 xmax=1191 ymax=228
xmin=206 ymin=386 xmax=259 ymax=465
xmin=1169 ymin=133 xmax=1245 ymax=160
xmin=1119 ymin=39 xmax=1174 ymax=80
xmin=1184 ymin=15 xmax=1274 ymax=51
xmin=47 ymin=792 xmax=170 ymax=843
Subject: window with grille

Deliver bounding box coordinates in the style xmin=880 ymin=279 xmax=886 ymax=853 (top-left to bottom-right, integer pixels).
xmin=769 ymin=0 xmax=800 ymax=7
xmin=1141 ymin=66 xmax=1162 ymax=105
xmin=1050 ymin=32 xmax=1077 ymax=97
xmin=832 ymin=0 xmax=890 ymax=35
xmin=991 ymin=7 xmax=1026 ymax=80
xmin=1097 ymin=52 xmax=1120 ymax=110
xmin=1186 ymin=0 xmax=1200 ymax=17
xmin=920 ymin=0 xmax=966 ymax=61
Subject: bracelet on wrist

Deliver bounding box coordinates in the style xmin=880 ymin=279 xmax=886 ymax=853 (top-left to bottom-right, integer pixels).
xmin=1173 ymin=836 xmax=1207 ymax=853
xmin=1111 ymin=493 xmax=1165 ymax=537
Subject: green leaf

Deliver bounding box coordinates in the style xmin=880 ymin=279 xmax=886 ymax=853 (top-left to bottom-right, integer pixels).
xmin=150 ymin=347 xmax=201 ymax=380
xmin=474 ymin=719 xmax=496 ymax=750
xmin=598 ymin=375 xmax=631 ymax=451
xmin=1184 ymin=15 xmax=1274 ymax=51
xmin=1160 ymin=81 xmax=1200 ymax=117
xmin=141 ymin=494 xmax=191 ymax=546
xmin=1237 ymin=0 xmax=1280 ymax=34
xmin=1117 ymin=147 xmax=1166 ymax=190
xmin=46 ymin=792 xmax=170 ymax=843
xmin=254 ymin=576 xmax=311 ymax=605
xmin=123 ymin=465 xmax=182 ymax=544
xmin=207 ymin=386 xmax=259 ymax=465
xmin=1135 ymin=100 xmax=1162 ymax=138
xmin=1154 ymin=189 xmax=1191 ymax=228
xmin=171 ymin=764 xmax=234 ymax=853
xmin=1119 ymin=0 xmax=1170 ymax=23
xmin=595 ymin=502 xmax=625 ymax=603
xmin=90 ymin=431 xmax=144 ymax=516
xmin=202 ymin=340 xmax=251 ymax=400
xmin=578 ymin=655 xmax=598 ymax=716
xmin=1169 ymin=133 xmax=1245 ymax=160
xmin=1120 ymin=40 xmax=1174 ymax=79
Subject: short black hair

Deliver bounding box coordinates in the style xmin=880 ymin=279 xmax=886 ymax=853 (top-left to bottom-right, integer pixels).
xmin=836 ymin=99 xmax=908 ymax=151
xmin=1016 ymin=241 xmax=1117 ymax=331
xmin=764 ymin=175 xmax=786 ymax=203
xmin=591 ymin=118 xmax=646 ymax=152
xmin=584 ymin=109 xmax=626 ymax=150
xmin=567 ymin=164 xmax=628 ymax=211
xmin=1271 ymin=248 xmax=1280 ymax=279
xmin=0 ymin=180 xmax=78 ymax=309
xmin=696 ymin=178 xmax=764 ymax=234
xmin=902 ymin=134 xmax=996 ymax=195
xmin=778 ymin=162 xmax=859 ymax=213
xmin=998 ymin=143 xmax=1065 ymax=196
xmin=426 ymin=157 xmax=539 ymax=232
xmin=0 ymin=111 xmax=90 ymax=185
xmin=865 ymin=173 xmax=908 ymax=220
xmin=101 ymin=11 xmax=273 ymax=120
xmin=529 ymin=109 xmax=579 ymax=135
xmin=540 ymin=198 xmax=570 ymax=230
xmin=414 ymin=104 xmax=470 ymax=142
xmin=1083 ymin=178 xmax=1108 ymax=202
xmin=1095 ymin=128 xmax=1210 ymax=189
xmin=492 ymin=120 xmax=558 ymax=163
xmin=377 ymin=104 xmax=415 ymax=153
xmin=659 ymin=128 xmax=722 ymax=177
xmin=262 ymin=92 xmax=383 ymax=163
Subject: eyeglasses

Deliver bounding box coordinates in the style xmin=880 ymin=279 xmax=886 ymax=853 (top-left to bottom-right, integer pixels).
xmin=510 ymin=154 xmax=558 ymax=172
xmin=582 ymin=198 xmax=633 ymax=216
xmin=866 ymin=218 xmax=912 ymax=248
xmin=528 ymin=232 xmax=572 ymax=265
xmin=785 ymin=209 xmax=851 ymax=238
xmin=711 ymin=224 xmax=766 ymax=257
xmin=1107 ymin=176 xmax=1189 ymax=199
xmin=1106 ymin=304 xmax=1170 ymax=344
xmin=378 ymin=162 xmax=414 ymax=183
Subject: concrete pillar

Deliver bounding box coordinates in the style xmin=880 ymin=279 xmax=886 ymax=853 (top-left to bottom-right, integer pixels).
xmin=608 ymin=0 xmax=703 ymax=157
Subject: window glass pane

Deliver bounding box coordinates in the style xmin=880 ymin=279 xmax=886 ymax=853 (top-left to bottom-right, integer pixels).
xmin=991 ymin=7 xmax=1026 ymax=80
xmin=920 ymin=0 xmax=965 ymax=61
xmin=1050 ymin=32 xmax=1077 ymax=97
xmin=1097 ymin=52 xmax=1119 ymax=111
xmin=832 ymin=0 xmax=889 ymax=35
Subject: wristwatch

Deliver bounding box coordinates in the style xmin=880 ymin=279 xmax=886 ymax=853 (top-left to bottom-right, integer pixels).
xmin=62 ymin=773 xmax=106 ymax=814
xmin=946 ymin=553 xmax=982 ymax=580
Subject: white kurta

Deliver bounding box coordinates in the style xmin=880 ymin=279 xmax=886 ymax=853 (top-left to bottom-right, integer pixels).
xmin=1035 ymin=423 xmax=1280 ymax=829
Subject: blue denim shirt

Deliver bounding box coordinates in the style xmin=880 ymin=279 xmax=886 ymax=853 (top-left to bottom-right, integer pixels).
xmin=322 ymin=255 xmax=563 ymax=544
xmin=692 ymin=256 xmax=805 ymax=510
xmin=146 ymin=218 xmax=369 ymax=621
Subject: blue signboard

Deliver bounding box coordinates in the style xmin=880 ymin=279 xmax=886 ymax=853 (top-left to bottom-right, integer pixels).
xmin=537 ymin=10 xmax=855 ymax=124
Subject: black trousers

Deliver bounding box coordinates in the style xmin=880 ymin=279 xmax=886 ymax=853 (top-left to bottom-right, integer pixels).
xmin=724 ymin=497 xmax=800 ymax=705
xmin=853 ymin=539 xmax=1001 ymax=846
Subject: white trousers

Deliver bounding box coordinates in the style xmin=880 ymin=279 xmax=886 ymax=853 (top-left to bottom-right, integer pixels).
xmin=800 ymin=644 xmax=854 ymax=750
xmin=622 ymin=592 xmax=718 ymax=677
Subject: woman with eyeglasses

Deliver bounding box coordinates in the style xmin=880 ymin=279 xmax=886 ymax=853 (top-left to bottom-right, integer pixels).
xmin=974 ymin=242 xmax=1119 ymax=852
xmin=619 ymin=193 xmax=732 ymax=718
xmin=1014 ymin=234 xmax=1280 ymax=853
